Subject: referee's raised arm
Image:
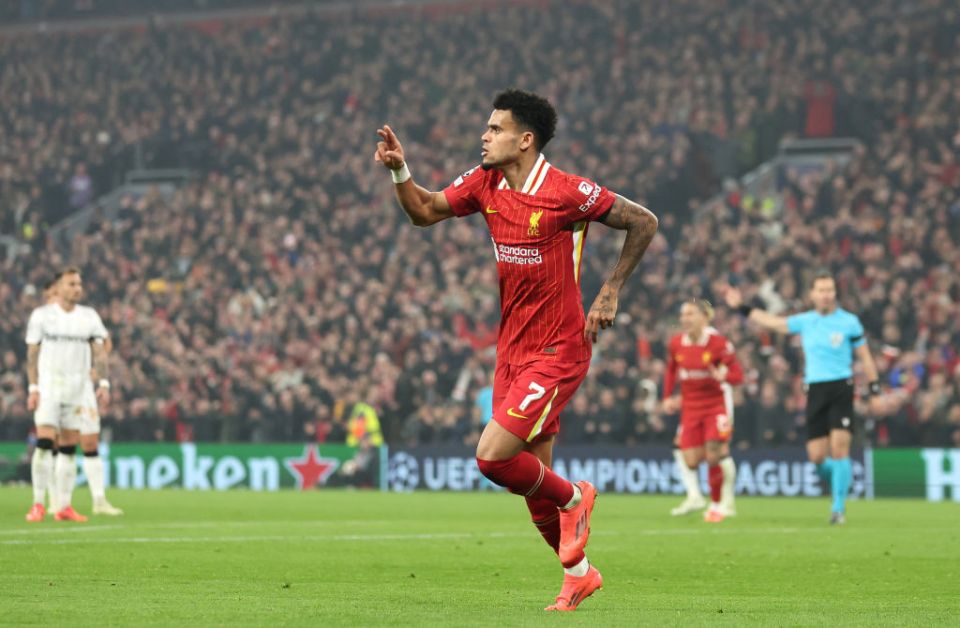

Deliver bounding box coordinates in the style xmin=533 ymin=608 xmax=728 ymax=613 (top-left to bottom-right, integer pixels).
xmin=723 ymin=286 xmax=788 ymax=334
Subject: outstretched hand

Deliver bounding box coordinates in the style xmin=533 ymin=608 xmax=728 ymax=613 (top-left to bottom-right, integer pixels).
xmin=585 ymin=284 xmax=618 ymax=344
xmin=374 ymin=125 xmax=406 ymax=170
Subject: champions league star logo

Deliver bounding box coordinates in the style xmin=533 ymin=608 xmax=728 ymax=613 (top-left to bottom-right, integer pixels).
xmin=284 ymin=445 xmax=339 ymax=489
xmin=388 ymin=452 xmax=420 ymax=492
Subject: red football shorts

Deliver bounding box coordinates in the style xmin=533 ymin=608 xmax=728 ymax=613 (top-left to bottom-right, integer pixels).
xmin=678 ymin=404 xmax=734 ymax=449
xmin=492 ymin=359 xmax=590 ymax=443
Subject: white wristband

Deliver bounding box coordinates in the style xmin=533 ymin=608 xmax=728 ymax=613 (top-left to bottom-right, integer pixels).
xmin=29 ymin=384 xmax=39 ymax=393
xmin=98 ymin=379 xmax=111 ymax=390
xmin=390 ymin=163 xmax=411 ymax=184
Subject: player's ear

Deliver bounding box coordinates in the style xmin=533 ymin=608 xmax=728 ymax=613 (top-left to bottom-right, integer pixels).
xmin=519 ymin=131 xmax=535 ymax=151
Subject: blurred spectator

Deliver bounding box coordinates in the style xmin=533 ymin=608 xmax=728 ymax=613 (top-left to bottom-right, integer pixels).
xmin=68 ymin=163 xmax=93 ymax=213
xmin=0 ymin=0 xmax=957 ymax=449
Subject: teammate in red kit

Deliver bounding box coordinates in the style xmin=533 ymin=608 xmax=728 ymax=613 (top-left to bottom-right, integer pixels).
xmin=375 ymin=89 xmax=658 ymax=611
xmin=662 ymin=300 xmax=743 ymax=522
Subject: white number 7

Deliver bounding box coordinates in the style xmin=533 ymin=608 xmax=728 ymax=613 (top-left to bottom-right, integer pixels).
xmin=519 ymin=382 xmax=546 ymax=412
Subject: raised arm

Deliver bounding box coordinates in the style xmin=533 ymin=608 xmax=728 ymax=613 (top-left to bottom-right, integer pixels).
xmin=584 ymin=195 xmax=658 ymax=343
xmin=724 ymin=286 xmax=789 ymax=334
xmin=375 ymin=125 xmax=454 ymax=227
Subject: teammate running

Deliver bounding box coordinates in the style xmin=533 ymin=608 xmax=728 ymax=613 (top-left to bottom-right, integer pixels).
xmin=663 ymin=300 xmax=743 ymax=522
xmin=375 ymin=89 xmax=658 ymax=611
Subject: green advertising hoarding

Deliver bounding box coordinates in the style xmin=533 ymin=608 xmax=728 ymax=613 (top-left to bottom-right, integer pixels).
xmin=0 ymin=442 xmax=384 ymax=491
xmin=872 ymin=448 xmax=960 ymax=501
xmin=3 ymin=444 xmax=958 ymax=500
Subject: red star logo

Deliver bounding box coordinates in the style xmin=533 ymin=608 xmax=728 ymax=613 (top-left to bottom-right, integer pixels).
xmin=284 ymin=445 xmax=339 ymax=489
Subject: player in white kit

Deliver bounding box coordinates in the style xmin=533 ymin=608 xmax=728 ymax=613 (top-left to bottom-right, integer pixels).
xmin=25 ymin=268 xmax=122 ymax=522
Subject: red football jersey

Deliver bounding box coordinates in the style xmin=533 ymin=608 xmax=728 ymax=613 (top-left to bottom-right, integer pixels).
xmin=443 ymin=154 xmax=616 ymax=365
xmin=663 ymin=328 xmax=744 ymax=408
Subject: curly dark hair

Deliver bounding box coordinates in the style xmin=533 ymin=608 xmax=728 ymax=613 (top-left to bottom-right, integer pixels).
xmin=492 ymin=88 xmax=557 ymax=151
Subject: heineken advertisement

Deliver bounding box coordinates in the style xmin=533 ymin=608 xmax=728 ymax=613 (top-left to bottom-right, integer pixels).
xmin=0 ymin=442 xmax=383 ymax=491
xmin=387 ymin=445 xmax=868 ymax=498
xmin=870 ymin=448 xmax=960 ymax=502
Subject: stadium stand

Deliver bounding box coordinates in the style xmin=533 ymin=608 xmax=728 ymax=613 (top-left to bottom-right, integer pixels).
xmin=0 ymin=0 xmax=957 ymax=448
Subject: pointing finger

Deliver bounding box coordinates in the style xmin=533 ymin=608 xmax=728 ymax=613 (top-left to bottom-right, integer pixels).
xmin=384 ymin=125 xmax=399 ymax=144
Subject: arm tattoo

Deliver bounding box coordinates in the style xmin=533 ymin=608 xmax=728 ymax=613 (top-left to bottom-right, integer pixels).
xmin=599 ymin=195 xmax=659 ymax=290
xmin=27 ymin=344 xmax=40 ymax=385
xmin=92 ymin=341 xmax=109 ymax=383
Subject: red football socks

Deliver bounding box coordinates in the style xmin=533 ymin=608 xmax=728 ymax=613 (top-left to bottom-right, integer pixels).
xmin=527 ymin=496 xmax=560 ymax=553
xmin=526 ymin=495 xmax=585 ymax=568
xmin=477 ymin=452 xmax=575 ymax=506
xmin=709 ymin=464 xmax=723 ymax=503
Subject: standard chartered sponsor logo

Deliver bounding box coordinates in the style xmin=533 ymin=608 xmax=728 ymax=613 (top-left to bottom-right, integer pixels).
xmin=678 ymin=368 xmax=710 ymax=380
xmin=499 ymin=255 xmax=543 ymax=265
xmin=495 ymin=243 xmax=542 ymax=265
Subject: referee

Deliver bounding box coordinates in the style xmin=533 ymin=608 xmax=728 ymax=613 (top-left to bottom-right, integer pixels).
xmin=725 ymin=271 xmax=880 ymax=524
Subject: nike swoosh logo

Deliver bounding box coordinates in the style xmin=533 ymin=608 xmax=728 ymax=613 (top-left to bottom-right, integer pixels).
xmin=485 ymin=206 xmax=497 ymax=214
xmin=506 ymin=407 xmax=528 ymax=419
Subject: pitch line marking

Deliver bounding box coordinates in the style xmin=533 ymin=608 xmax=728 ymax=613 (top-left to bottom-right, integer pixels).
xmin=0 ymin=527 xmax=821 ymax=546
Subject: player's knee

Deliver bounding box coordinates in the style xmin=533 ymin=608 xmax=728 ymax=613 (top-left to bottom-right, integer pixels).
xmin=36 ymin=438 xmax=55 ymax=451
xmin=476 ymin=456 xmax=515 ymax=488
xmin=705 ymin=442 xmax=726 ymax=464
xmin=58 ymin=444 xmax=77 ymax=456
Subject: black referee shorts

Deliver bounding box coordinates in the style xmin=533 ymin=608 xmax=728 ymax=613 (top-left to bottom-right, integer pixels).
xmin=805 ymin=378 xmax=855 ymax=440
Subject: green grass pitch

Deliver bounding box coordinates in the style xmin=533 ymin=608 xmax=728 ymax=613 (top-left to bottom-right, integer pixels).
xmin=1 ymin=488 xmax=958 ymax=626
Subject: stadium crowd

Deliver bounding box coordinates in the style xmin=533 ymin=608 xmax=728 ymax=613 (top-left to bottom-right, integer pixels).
xmin=1 ymin=0 xmax=958 ymax=449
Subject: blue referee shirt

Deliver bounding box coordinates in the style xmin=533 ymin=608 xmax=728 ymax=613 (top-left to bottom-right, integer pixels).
xmin=786 ymin=308 xmax=866 ymax=384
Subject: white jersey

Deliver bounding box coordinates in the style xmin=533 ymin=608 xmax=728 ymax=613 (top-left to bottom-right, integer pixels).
xmin=26 ymin=303 xmax=108 ymax=401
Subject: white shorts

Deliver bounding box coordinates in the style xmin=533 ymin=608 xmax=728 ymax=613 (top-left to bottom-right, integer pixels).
xmin=34 ymin=385 xmax=100 ymax=435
